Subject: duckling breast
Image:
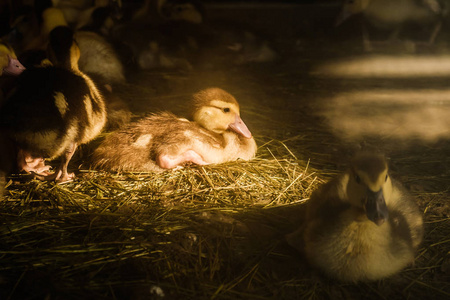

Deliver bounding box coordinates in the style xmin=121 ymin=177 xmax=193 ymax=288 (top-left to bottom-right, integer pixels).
xmin=303 ymin=211 xmax=416 ymax=282
xmin=202 ymin=131 xmax=256 ymax=163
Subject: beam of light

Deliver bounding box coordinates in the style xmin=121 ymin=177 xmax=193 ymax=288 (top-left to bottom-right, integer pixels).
xmin=319 ymin=89 xmax=450 ymax=141
xmin=311 ymin=55 xmax=450 ymax=78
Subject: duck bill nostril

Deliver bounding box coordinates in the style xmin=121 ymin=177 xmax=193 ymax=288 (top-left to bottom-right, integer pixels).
xmin=364 ymin=188 xmax=389 ymax=226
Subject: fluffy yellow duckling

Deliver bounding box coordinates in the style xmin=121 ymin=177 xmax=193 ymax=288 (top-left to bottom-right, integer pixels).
xmin=286 ymin=152 xmax=423 ymax=282
xmin=92 ymin=88 xmax=257 ymax=172
xmin=0 ymin=26 xmax=106 ymax=182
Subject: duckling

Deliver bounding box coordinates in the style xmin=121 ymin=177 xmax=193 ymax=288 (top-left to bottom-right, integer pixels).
xmin=10 ymin=2 xmax=126 ymax=85
xmin=336 ymin=0 xmax=447 ymax=50
xmin=75 ymin=30 xmax=126 ymax=85
xmin=26 ymin=5 xmax=69 ymax=52
xmin=92 ymin=87 xmax=257 ymax=172
xmin=0 ymin=26 xmax=106 ymax=182
xmin=286 ymin=152 xmax=423 ymax=282
xmin=53 ymin=0 xmax=107 ymax=26
xmin=206 ymin=28 xmax=278 ymax=66
xmin=160 ymin=0 xmax=204 ymax=24
xmin=75 ymin=2 xmax=123 ymax=36
xmin=0 ymin=131 xmax=15 ymax=198
xmin=0 ymin=40 xmax=26 ymax=108
xmin=0 ymin=41 xmax=26 ymax=76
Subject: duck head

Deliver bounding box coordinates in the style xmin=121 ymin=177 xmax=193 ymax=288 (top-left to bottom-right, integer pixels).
xmin=0 ymin=42 xmax=26 ymax=76
xmin=191 ymin=88 xmax=252 ymax=138
xmin=345 ymin=152 xmax=391 ymax=226
xmin=47 ymin=26 xmax=81 ymax=71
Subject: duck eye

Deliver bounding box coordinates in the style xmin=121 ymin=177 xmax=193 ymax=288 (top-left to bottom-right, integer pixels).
xmin=355 ymin=175 xmax=361 ymax=184
xmin=223 ymin=107 xmax=230 ymax=113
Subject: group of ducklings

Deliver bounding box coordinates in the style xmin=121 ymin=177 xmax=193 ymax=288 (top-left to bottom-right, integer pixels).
xmin=0 ymin=0 xmax=261 ymax=182
xmin=0 ymin=0 xmax=424 ymax=286
xmin=0 ymin=30 xmax=256 ymax=182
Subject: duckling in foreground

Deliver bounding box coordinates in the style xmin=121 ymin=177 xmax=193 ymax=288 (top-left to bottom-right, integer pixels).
xmin=0 ymin=26 xmax=106 ymax=182
xmin=92 ymin=88 xmax=257 ymax=172
xmin=75 ymin=30 xmax=126 ymax=85
xmin=286 ymin=152 xmax=423 ymax=282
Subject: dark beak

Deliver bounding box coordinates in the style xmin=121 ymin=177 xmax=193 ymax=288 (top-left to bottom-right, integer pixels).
xmin=364 ymin=189 xmax=389 ymax=226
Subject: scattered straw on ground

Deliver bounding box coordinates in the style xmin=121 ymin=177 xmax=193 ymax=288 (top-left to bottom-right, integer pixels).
xmin=0 ymin=139 xmax=449 ymax=300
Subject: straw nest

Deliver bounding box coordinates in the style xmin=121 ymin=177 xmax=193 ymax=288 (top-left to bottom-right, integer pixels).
xmin=0 ymin=139 xmax=316 ymax=299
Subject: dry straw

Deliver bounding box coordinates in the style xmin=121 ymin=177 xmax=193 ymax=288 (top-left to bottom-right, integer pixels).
xmin=0 ymin=138 xmax=448 ymax=299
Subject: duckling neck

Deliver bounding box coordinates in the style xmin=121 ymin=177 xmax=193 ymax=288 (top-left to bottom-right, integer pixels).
xmin=222 ymin=130 xmax=251 ymax=146
xmin=221 ymin=130 xmax=257 ymax=159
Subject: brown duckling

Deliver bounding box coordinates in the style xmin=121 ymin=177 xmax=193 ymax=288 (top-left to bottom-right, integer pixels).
xmin=92 ymin=87 xmax=257 ymax=172
xmin=286 ymin=152 xmax=423 ymax=282
xmin=336 ymin=0 xmax=447 ymax=50
xmin=0 ymin=26 xmax=106 ymax=182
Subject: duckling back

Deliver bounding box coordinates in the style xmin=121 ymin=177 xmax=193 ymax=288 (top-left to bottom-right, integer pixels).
xmin=92 ymin=112 xmax=256 ymax=172
xmin=0 ymin=40 xmax=26 ymax=76
xmin=92 ymin=112 xmax=209 ymax=172
xmin=0 ymin=66 xmax=104 ymax=158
